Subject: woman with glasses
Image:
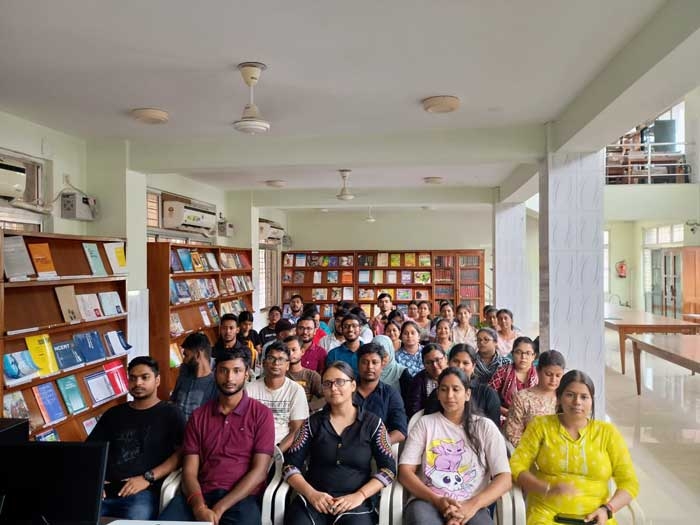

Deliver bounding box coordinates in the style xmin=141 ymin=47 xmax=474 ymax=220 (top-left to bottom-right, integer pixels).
xmin=405 ymin=343 xmax=448 ymax=418
xmin=504 ymin=350 xmax=565 ymax=447
xmin=283 ymin=361 xmax=396 ymax=525
xmin=473 ymin=328 xmax=509 ymax=384
xmin=399 ymin=367 xmax=512 ymax=525
xmin=488 ymin=336 xmax=538 ymax=421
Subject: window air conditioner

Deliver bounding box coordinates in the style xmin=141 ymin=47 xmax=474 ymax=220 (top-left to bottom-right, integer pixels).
xmin=162 ymin=201 xmax=217 ymax=231
xmin=267 ymin=226 xmax=285 ymax=241
xmin=0 ymin=161 xmax=27 ymax=199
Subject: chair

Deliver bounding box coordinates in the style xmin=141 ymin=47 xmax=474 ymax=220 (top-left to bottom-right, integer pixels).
xmin=261 ymin=445 xmax=286 ymax=525
xmin=160 ymin=468 xmax=182 ymax=513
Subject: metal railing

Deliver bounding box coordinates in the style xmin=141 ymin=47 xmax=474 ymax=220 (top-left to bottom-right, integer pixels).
xmin=605 ymin=141 xmax=693 ymax=185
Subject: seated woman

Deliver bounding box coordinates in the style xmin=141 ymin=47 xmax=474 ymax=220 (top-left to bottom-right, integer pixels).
xmin=473 ymin=328 xmax=509 ymax=384
xmin=452 ymin=304 xmax=477 ymax=347
xmin=510 ymin=370 xmax=639 ymax=525
xmin=488 ymin=336 xmax=538 ymax=420
xmin=387 ymin=309 xmax=408 ymax=327
xmin=414 ymin=301 xmax=433 ymax=342
xmin=399 ymin=367 xmax=512 ymax=525
xmin=479 ymin=306 xmax=498 ymax=330
xmin=504 ymin=350 xmax=565 ymax=447
xmin=429 ymin=301 xmax=456 ymax=339
xmin=372 ymin=334 xmax=412 ymax=396
xmin=395 ymin=321 xmax=424 ymax=377
xmin=383 ymin=320 xmax=402 ymax=351
xmin=434 ymin=318 xmax=454 ymax=353
xmin=495 ymin=309 xmax=522 ymax=357
xmin=406 ymin=343 xmax=447 ymax=418
xmin=283 ymin=361 xmax=396 ymax=525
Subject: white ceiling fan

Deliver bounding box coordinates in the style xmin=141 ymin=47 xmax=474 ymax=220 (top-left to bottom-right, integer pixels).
xmin=233 ymin=62 xmax=270 ymax=135
xmin=336 ymin=169 xmax=355 ymax=200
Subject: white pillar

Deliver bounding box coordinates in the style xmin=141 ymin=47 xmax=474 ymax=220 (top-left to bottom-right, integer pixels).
xmin=539 ymin=150 xmax=606 ymax=411
xmin=493 ymin=202 xmax=530 ymax=333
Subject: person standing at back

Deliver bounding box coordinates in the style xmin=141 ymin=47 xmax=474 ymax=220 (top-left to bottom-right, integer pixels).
xmin=171 ymin=332 xmax=218 ymax=420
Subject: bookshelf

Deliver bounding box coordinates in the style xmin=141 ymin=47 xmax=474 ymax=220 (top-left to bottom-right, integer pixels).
xmin=1 ymin=231 xmax=130 ymax=441
xmin=147 ymin=242 xmax=254 ymax=398
xmin=281 ymin=250 xmax=485 ymax=322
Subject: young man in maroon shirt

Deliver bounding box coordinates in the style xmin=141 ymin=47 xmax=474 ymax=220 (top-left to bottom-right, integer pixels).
xmin=295 ymin=314 xmax=328 ymax=375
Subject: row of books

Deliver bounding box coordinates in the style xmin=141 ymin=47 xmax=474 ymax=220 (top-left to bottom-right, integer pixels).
xmin=3 ymin=237 xmax=127 ymax=281
xmin=32 ymin=414 xmax=100 ymax=442
xmin=169 ymin=274 xmax=255 ymax=305
xmin=50 ymin=285 xmax=124 ymax=327
xmin=284 ymin=269 xmax=353 ymax=285
xmin=2 ymin=330 xmax=131 ymax=387
xmin=357 ymin=253 xmax=432 ymax=268
xmin=168 ymin=298 xmax=247 ymax=336
xmin=434 ymin=255 xmax=455 ymax=268
xmin=283 ymin=286 xmax=354 ymax=302
xmin=170 ymin=248 xmax=251 ymax=273
xmin=3 ymin=360 xmax=128 ymax=432
xmin=358 ymin=270 xmax=432 ymax=285
xmin=283 ymin=253 xmax=354 ymax=268
xmin=434 ymin=269 xmax=455 ymax=283
xmin=358 ymin=287 xmax=431 ymax=301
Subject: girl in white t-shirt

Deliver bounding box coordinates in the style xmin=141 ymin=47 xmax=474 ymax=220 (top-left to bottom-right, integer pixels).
xmin=398 ymin=367 xmax=511 ymax=525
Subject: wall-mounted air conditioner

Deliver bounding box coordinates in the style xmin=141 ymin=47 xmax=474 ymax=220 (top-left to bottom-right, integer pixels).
xmin=162 ymin=201 xmax=217 ymax=231
xmin=0 ymin=161 xmax=27 ymax=199
xmin=267 ymin=226 xmax=285 ymax=240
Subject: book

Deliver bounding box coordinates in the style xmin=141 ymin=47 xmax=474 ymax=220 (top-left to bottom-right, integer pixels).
xmin=204 ymin=252 xmax=220 ymax=271
xmin=32 ymin=382 xmax=67 ymax=424
xmin=3 ymin=236 xmax=35 ymax=280
xmin=170 ymin=312 xmax=184 ymax=336
xmin=331 ymin=287 xmax=342 ymax=301
xmin=36 ymin=428 xmax=60 ymax=441
xmin=169 ymin=343 xmax=183 ymax=367
xmin=401 ymin=270 xmax=412 ymax=284
xmin=397 ymin=288 xmax=412 ymax=301
xmin=190 ymin=250 xmax=205 ymax=271
xmin=82 ymin=243 xmax=107 ymax=276
xmin=3 ymin=350 xmax=40 ymax=386
xmin=386 ymin=270 xmax=398 ymax=284
xmin=327 ymin=270 xmax=339 ymax=283
xmin=378 ymin=288 xmax=395 ymax=298
xmin=98 ymin=291 xmax=124 ymax=316
xmin=104 ymin=242 xmax=128 ymax=274
xmin=76 ymin=293 xmax=104 ymax=321
xmin=342 ymin=287 xmax=354 ymax=300
xmin=175 ymin=280 xmax=192 ymax=302
xmin=283 ymin=253 xmax=294 ymax=267
xmin=320 ymin=256 xmax=330 ymax=267
xmin=308 ymin=255 xmax=320 ymax=267
xmin=415 ymin=289 xmax=430 ymax=300
xmin=84 ymin=370 xmax=115 ymax=404
xmin=82 ymin=416 xmax=99 ymax=435
xmin=414 ymin=271 xmax=432 ymax=284
xmin=293 ymin=270 xmax=305 ymax=284
xmin=207 ymin=301 xmax=220 ymax=325
xmin=312 ymin=288 xmax=328 ymax=301
xmin=321 ymin=304 xmax=334 ymax=318
xmin=72 ymin=331 xmax=107 ymax=363
xmin=52 ymin=340 xmax=85 ymax=370
xmin=176 ymin=248 xmax=194 ymax=271
xmin=56 ymin=374 xmax=88 ymax=414
xmin=377 ymin=252 xmax=389 ymax=267
xmin=199 ymin=305 xmax=211 ymax=327
xmin=404 ymin=253 xmax=416 ymax=267
xmin=313 ymin=271 xmax=322 ymax=284
xmin=295 ymin=253 xmax=307 ymax=267
xmin=169 ymin=279 xmax=180 ymax=305
xmin=339 ymin=255 xmax=353 ymax=267
xmin=103 ymin=360 xmax=128 ymax=395
xmin=199 ymin=251 xmax=210 ymax=271
xmin=358 ymin=270 xmax=370 ymax=284
xmin=418 ymin=253 xmax=432 ymax=267
xmin=328 ymin=255 xmax=339 ymax=267
xmin=25 ymin=334 xmax=59 ymax=377
xmin=170 ymin=249 xmax=184 ymax=272
xmin=27 ymin=243 xmax=58 ymax=278
xmin=283 ymin=269 xmax=293 ymax=283
xmin=103 ymin=330 xmax=132 ymax=356
xmin=341 ymin=270 xmax=353 ymax=284
xmin=361 ymin=304 xmax=373 ymax=318
xmin=358 ymin=288 xmax=375 ymax=300
xmin=54 ymin=285 xmax=83 ymax=323
xmin=373 ymin=270 xmax=384 ymax=284
xmin=3 ymin=391 xmax=31 ymax=420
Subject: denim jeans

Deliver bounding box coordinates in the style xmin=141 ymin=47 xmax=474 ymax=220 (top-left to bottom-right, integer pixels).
xmin=159 ymin=489 xmax=261 ymax=525
xmin=404 ymin=500 xmax=493 ymax=525
xmin=101 ymin=488 xmax=158 ymax=520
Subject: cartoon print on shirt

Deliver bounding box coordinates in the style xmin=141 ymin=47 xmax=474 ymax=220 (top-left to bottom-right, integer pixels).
xmin=424 ymin=438 xmax=478 ymax=499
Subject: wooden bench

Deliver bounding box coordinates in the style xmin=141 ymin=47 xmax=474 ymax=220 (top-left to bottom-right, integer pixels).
xmin=626 ymin=333 xmax=700 ymax=395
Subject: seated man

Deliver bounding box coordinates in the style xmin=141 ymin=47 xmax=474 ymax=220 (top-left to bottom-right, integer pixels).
xmin=170 ymin=332 xmax=218 ymax=420
xmin=354 ymin=342 xmax=408 ymax=444
xmin=159 ymin=347 xmax=275 ymax=525
xmin=247 ymin=341 xmax=309 ymax=452
xmin=326 ymin=313 xmax=363 ymax=376
xmin=262 ymin=318 xmax=296 ymax=354
xmin=284 ymin=335 xmax=325 ymax=412
xmin=318 ymin=307 xmax=347 ymax=352
xmin=88 ymin=356 xmax=185 ymax=520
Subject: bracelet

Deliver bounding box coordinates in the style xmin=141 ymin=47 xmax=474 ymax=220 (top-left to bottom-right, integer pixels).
xmin=606 ymin=502 xmax=616 ymax=513
xmin=186 ymin=491 xmax=203 ymax=505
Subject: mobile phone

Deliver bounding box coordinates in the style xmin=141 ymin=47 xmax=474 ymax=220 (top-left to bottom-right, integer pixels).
xmin=103 ymin=480 xmax=126 ymax=498
xmin=554 ymin=514 xmax=590 ymax=525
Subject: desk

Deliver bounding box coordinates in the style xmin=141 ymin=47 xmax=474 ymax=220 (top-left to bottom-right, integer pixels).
xmin=626 ymin=333 xmax=700 ymax=395
xmin=604 ymin=303 xmax=699 ymax=374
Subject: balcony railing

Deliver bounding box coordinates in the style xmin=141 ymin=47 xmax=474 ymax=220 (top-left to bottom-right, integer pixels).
xmin=605 ymin=142 xmax=693 ymax=185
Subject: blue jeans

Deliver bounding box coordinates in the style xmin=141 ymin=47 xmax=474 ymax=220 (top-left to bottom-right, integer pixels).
xmin=101 ymin=488 xmax=158 ymax=520
xmin=159 ymin=489 xmax=261 ymax=525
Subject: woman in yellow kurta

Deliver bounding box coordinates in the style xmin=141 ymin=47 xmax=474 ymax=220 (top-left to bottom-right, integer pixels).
xmin=509 ymin=370 xmax=638 ymax=525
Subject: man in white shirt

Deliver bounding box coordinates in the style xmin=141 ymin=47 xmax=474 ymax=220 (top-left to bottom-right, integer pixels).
xmin=246 ymin=341 xmax=309 ymax=452
xmin=318 ymin=307 xmax=348 ymax=352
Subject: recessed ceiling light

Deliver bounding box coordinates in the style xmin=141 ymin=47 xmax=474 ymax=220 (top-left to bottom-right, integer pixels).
xmin=319 ymin=208 xmax=329 ymax=213
xmin=423 ymin=176 xmax=444 ymax=185
xmin=264 ymin=180 xmax=286 ymax=188
xmin=422 ymin=96 xmax=460 ymax=113
xmin=421 ymin=205 xmax=436 ymax=211
xmin=130 ymin=108 xmax=169 ymax=124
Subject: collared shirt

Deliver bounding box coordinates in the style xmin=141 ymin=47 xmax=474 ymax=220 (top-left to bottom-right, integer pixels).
xmin=326 ymin=344 xmax=360 ymax=376
xmin=395 ymin=347 xmax=424 ymax=377
xmin=354 ymin=381 xmax=408 ymax=437
xmin=183 ymin=392 xmax=275 ymax=495
xmin=301 ymin=343 xmax=327 ymax=375
xmin=285 ymin=313 xmax=302 ymax=325
xmin=318 ymin=333 xmax=344 ymax=352
xmin=283 ymin=405 xmax=396 ymax=497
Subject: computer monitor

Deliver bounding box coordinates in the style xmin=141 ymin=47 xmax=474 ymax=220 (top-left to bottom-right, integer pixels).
xmin=0 ymin=441 xmax=108 ymax=525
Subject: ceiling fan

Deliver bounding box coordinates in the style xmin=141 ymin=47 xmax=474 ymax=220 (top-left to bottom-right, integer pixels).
xmin=233 ymin=62 xmax=270 ymax=135
xmin=336 ymin=169 xmax=355 ymax=201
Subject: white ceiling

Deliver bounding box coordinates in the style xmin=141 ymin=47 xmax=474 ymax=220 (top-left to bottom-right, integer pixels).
xmin=0 ymin=0 xmax=663 ymax=142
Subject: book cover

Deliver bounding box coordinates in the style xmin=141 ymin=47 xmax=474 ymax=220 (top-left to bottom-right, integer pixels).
xmin=320 ymin=256 xmax=330 ymax=267
xmin=82 ymin=417 xmax=98 ymax=435
xmin=170 ymin=249 xmax=184 ymax=272
xmin=82 ymin=243 xmax=107 ymax=276
xmin=207 ymin=301 xmax=220 ymax=325
xmin=390 ymin=253 xmax=401 ymax=267
xmin=170 ymin=312 xmax=185 ymax=336
xmin=358 ymin=270 xmax=370 ymax=284
xmin=373 ymin=270 xmax=384 ymax=284
xmin=415 ymin=289 xmax=430 ymax=300
xmin=27 ymin=243 xmax=58 ymax=278
xmin=56 ymin=374 xmax=88 ymax=414
xmin=98 ymin=291 xmax=124 ymax=316
xmin=72 ymin=331 xmax=107 ymax=363
xmin=186 ymin=279 xmax=201 ymax=301
xmin=331 ymin=287 xmax=342 ymax=301
xmin=377 ymin=252 xmax=389 ymax=267
xmin=283 ymin=253 xmax=294 ymax=267
xmin=204 ymin=252 xmax=220 ymax=271
xmin=54 ymin=285 xmax=83 ymax=323
xmin=397 ymin=288 xmax=412 ymax=301
xmin=414 ymin=271 xmax=432 ymax=284
xmin=308 ymin=255 xmax=320 ymax=267
xmin=169 ymin=343 xmax=183 ymax=367
xmin=199 ymin=251 xmax=210 ymax=271
xmin=3 ymin=391 xmax=31 ymax=420
xmin=199 ymin=305 xmax=211 ymax=327
xmin=386 ymin=270 xmax=398 ymax=284
xmin=342 ymin=287 xmax=354 ymax=300
xmin=25 ymin=334 xmax=59 ymax=376
xmin=36 ymin=428 xmax=60 ymax=441
xmin=52 ymin=340 xmax=85 ymax=370
xmin=237 ymin=252 xmax=251 ymax=268
xmin=3 ymin=350 xmax=40 ymax=386
xmin=418 ymin=253 xmax=432 ymax=267
xmin=321 ymin=304 xmax=334 ymax=318
xmin=283 ymin=269 xmax=293 ymax=283
xmin=32 ymin=382 xmax=67 ymax=424
xmin=339 ymin=255 xmax=353 ymax=267
xmin=401 ymin=270 xmax=412 ymax=284
xmin=84 ymin=370 xmax=115 ymax=404
xmin=313 ymin=271 xmax=322 ymax=284
xmin=3 ymin=236 xmax=35 ymax=280
xmin=190 ymin=250 xmax=205 ymax=271
xmin=104 ymin=242 xmax=128 ymax=274
xmin=312 ymin=288 xmax=328 ymax=301
xmin=169 ymin=279 xmax=179 ymax=305
xmin=175 ymin=280 xmax=192 ymax=302
xmin=103 ymin=330 xmax=132 ymax=356
xmin=176 ymin=248 xmax=194 ymax=271
xmin=323 ymin=270 xmax=337 ymax=284
xmin=378 ymin=288 xmax=395 ymax=298
xmin=358 ymin=288 xmax=375 ymax=300
xmin=341 ymin=270 xmax=353 ymax=284
xmin=328 ymin=255 xmax=339 ymax=267
xmin=224 ymin=277 xmax=235 ymax=294
xmin=404 ymin=253 xmax=416 ymax=267
xmin=361 ymin=304 xmax=373 ymax=318
xmin=205 ymin=278 xmax=219 ymax=298
xmin=293 ymin=270 xmax=305 ymax=284
xmin=103 ymin=360 xmax=128 ymax=395
xmin=295 ymin=253 xmax=307 ymax=267
xmin=282 ymin=303 xmax=292 ymax=317
xmin=76 ymin=293 xmax=104 ymax=321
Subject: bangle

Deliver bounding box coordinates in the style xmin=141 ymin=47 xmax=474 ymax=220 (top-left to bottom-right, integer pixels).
xmin=544 ymin=482 xmax=551 ymax=496
xmin=186 ymin=491 xmax=203 ymax=505
xmin=606 ymin=502 xmax=616 ymax=513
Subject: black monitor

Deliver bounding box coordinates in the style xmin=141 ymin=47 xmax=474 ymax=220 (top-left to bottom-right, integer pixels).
xmin=0 ymin=441 xmax=108 ymax=525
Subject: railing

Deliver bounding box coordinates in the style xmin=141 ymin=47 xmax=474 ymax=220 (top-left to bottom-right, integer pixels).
xmin=605 ymin=142 xmax=693 ymax=185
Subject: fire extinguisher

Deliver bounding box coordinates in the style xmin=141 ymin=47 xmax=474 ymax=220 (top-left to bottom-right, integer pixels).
xmin=615 ymin=260 xmax=627 ymax=278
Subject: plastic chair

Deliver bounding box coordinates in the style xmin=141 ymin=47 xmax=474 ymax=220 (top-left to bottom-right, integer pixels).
xmin=261 ymin=445 xmax=286 ymax=525
xmin=159 ymin=468 xmax=182 ymax=513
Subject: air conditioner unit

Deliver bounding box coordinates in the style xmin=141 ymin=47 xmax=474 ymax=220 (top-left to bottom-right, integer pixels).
xmin=0 ymin=161 xmax=27 ymax=199
xmin=162 ymin=201 xmax=217 ymax=231
xmin=267 ymin=226 xmax=285 ymax=241
xmin=258 ymin=222 xmax=271 ymax=243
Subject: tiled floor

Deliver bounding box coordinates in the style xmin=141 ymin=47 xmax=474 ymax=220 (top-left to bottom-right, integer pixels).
xmin=604 ymin=329 xmax=700 ymax=525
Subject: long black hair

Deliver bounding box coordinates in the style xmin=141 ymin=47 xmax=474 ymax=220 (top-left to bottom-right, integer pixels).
xmin=556 ymin=369 xmax=595 ymax=418
xmin=436 ymin=366 xmax=485 ymax=466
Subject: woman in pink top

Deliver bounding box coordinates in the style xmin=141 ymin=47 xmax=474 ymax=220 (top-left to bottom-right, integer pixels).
xmin=495 ymin=309 xmax=522 ymax=357
xmin=488 ymin=336 xmax=538 ymax=420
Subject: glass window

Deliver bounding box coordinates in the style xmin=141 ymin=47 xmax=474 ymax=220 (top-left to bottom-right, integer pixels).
xmin=672 ymin=223 xmax=684 ymax=243
xmin=643 ymin=248 xmax=652 ymax=293
xmin=603 ymin=230 xmax=610 ymax=294
xmin=657 ymin=225 xmax=672 ymax=244
xmin=146 ymin=191 xmax=160 ymax=228
xmin=258 ymin=246 xmax=280 ymax=311
xmin=643 ymin=228 xmax=657 ymax=245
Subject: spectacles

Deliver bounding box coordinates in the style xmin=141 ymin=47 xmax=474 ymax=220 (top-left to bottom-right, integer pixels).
xmin=297 ymin=326 xmax=315 ymax=332
xmin=424 ymin=357 xmax=445 ymax=366
xmin=264 ymin=356 xmax=289 ymax=364
xmin=513 ymin=350 xmax=534 ymax=357
xmin=343 ymin=323 xmax=360 ymax=330
xmin=321 ymin=378 xmax=352 ymax=389
xmin=477 ymin=337 xmax=493 ymax=343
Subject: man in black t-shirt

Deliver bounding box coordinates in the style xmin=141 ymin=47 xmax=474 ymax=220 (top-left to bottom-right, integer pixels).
xmin=88 ymin=356 xmax=185 ymax=520
xmin=171 ymin=332 xmax=218 ymax=420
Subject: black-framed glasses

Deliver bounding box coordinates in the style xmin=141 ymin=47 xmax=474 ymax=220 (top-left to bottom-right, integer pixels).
xmin=424 ymin=357 xmax=446 ymax=366
xmin=264 ymin=356 xmax=289 ymax=364
xmin=513 ymin=350 xmax=534 ymax=357
xmin=321 ymin=378 xmax=352 ymax=389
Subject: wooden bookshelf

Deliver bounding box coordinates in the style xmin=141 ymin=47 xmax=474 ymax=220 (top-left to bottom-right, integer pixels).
xmin=0 ymin=231 xmax=129 ymax=441
xmin=281 ymin=250 xmax=485 ymax=322
xmin=147 ymin=242 xmax=254 ymax=398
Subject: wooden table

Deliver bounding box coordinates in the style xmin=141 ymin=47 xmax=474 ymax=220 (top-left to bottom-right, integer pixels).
xmin=626 ymin=333 xmax=700 ymax=395
xmin=604 ymin=303 xmax=700 ymax=374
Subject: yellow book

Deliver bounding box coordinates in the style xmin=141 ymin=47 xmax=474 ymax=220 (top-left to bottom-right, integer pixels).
xmin=104 ymin=242 xmax=128 ymax=274
xmin=25 ymin=333 xmax=59 ymax=376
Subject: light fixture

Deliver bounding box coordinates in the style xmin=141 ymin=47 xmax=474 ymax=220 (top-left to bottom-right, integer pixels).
xmin=233 ymin=62 xmax=271 ymax=135
xmin=423 ymin=176 xmax=444 ymax=185
xmin=336 ymin=169 xmax=355 ymax=201
xmin=130 ymin=108 xmax=169 ymax=124
xmin=264 ymin=179 xmax=286 ymax=188
xmin=364 ymin=207 xmax=376 ymax=223
xmin=319 ymin=208 xmax=329 ymax=213
xmin=422 ymin=95 xmax=460 ymax=113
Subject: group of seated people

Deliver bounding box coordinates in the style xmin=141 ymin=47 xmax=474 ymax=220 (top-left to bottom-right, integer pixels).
xmin=89 ymin=295 xmax=639 ymax=525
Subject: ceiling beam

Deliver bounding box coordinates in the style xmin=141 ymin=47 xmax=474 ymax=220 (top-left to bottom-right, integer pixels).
xmin=498 ymin=163 xmax=539 ymax=203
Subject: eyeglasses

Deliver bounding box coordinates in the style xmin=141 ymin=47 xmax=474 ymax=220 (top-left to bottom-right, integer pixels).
xmin=477 ymin=337 xmax=493 ymax=343
xmin=343 ymin=323 xmax=360 ymax=330
xmin=424 ymin=357 xmax=445 ymax=366
xmin=321 ymin=378 xmax=352 ymax=389
xmin=297 ymin=326 xmax=315 ymax=332
xmin=264 ymin=356 xmax=290 ymax=364
xmin=513 ymin=350 xmax=534 ymax=357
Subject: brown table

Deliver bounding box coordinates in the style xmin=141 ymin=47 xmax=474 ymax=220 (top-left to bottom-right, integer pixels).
xmin=626 ymin=333 xmax=700 ymax=395
xmin=604 ymin=303 xmax=699 ymax=374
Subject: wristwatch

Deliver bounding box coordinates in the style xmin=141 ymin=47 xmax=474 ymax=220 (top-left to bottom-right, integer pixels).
xmin=143 ymin=470 xmax=156 ymax=484
xmin=600 ymin=504 xmax=613 ymax=519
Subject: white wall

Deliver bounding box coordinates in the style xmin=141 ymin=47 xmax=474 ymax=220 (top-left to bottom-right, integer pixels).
xmin=526 ymin=215 xmax=539 ymax=333
xmin=605 ymin=221 xmax=636 ymax=306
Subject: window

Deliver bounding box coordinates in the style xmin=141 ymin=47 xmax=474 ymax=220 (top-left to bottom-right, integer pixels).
xmin=643 ymin=228 xmax=657 ymax=245
xmin=643 ymin=248 xmax=652 ymax=294
xmin=657 ymin=225 xmax=672 ymax=244
xmin=146 ymin=188 xmax=214 ymax=244
xmin=146 ymin=191 xmax=160 ymax=228
xmin=644 ymin=224 xmax=683 ymax=246
xmin=258 ymin=245 xmax=280 ymax=311
xmin=672 ymin=223 xmax=684 ymax=243
xmin=603 ymin=230 xmax=610 ymax=294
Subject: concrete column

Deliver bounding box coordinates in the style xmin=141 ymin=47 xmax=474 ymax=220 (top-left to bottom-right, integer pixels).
xmin=539 ymin=150 xmax=606 ymax=410
xmin=493 ymin=202 xmax=530 ymax=332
